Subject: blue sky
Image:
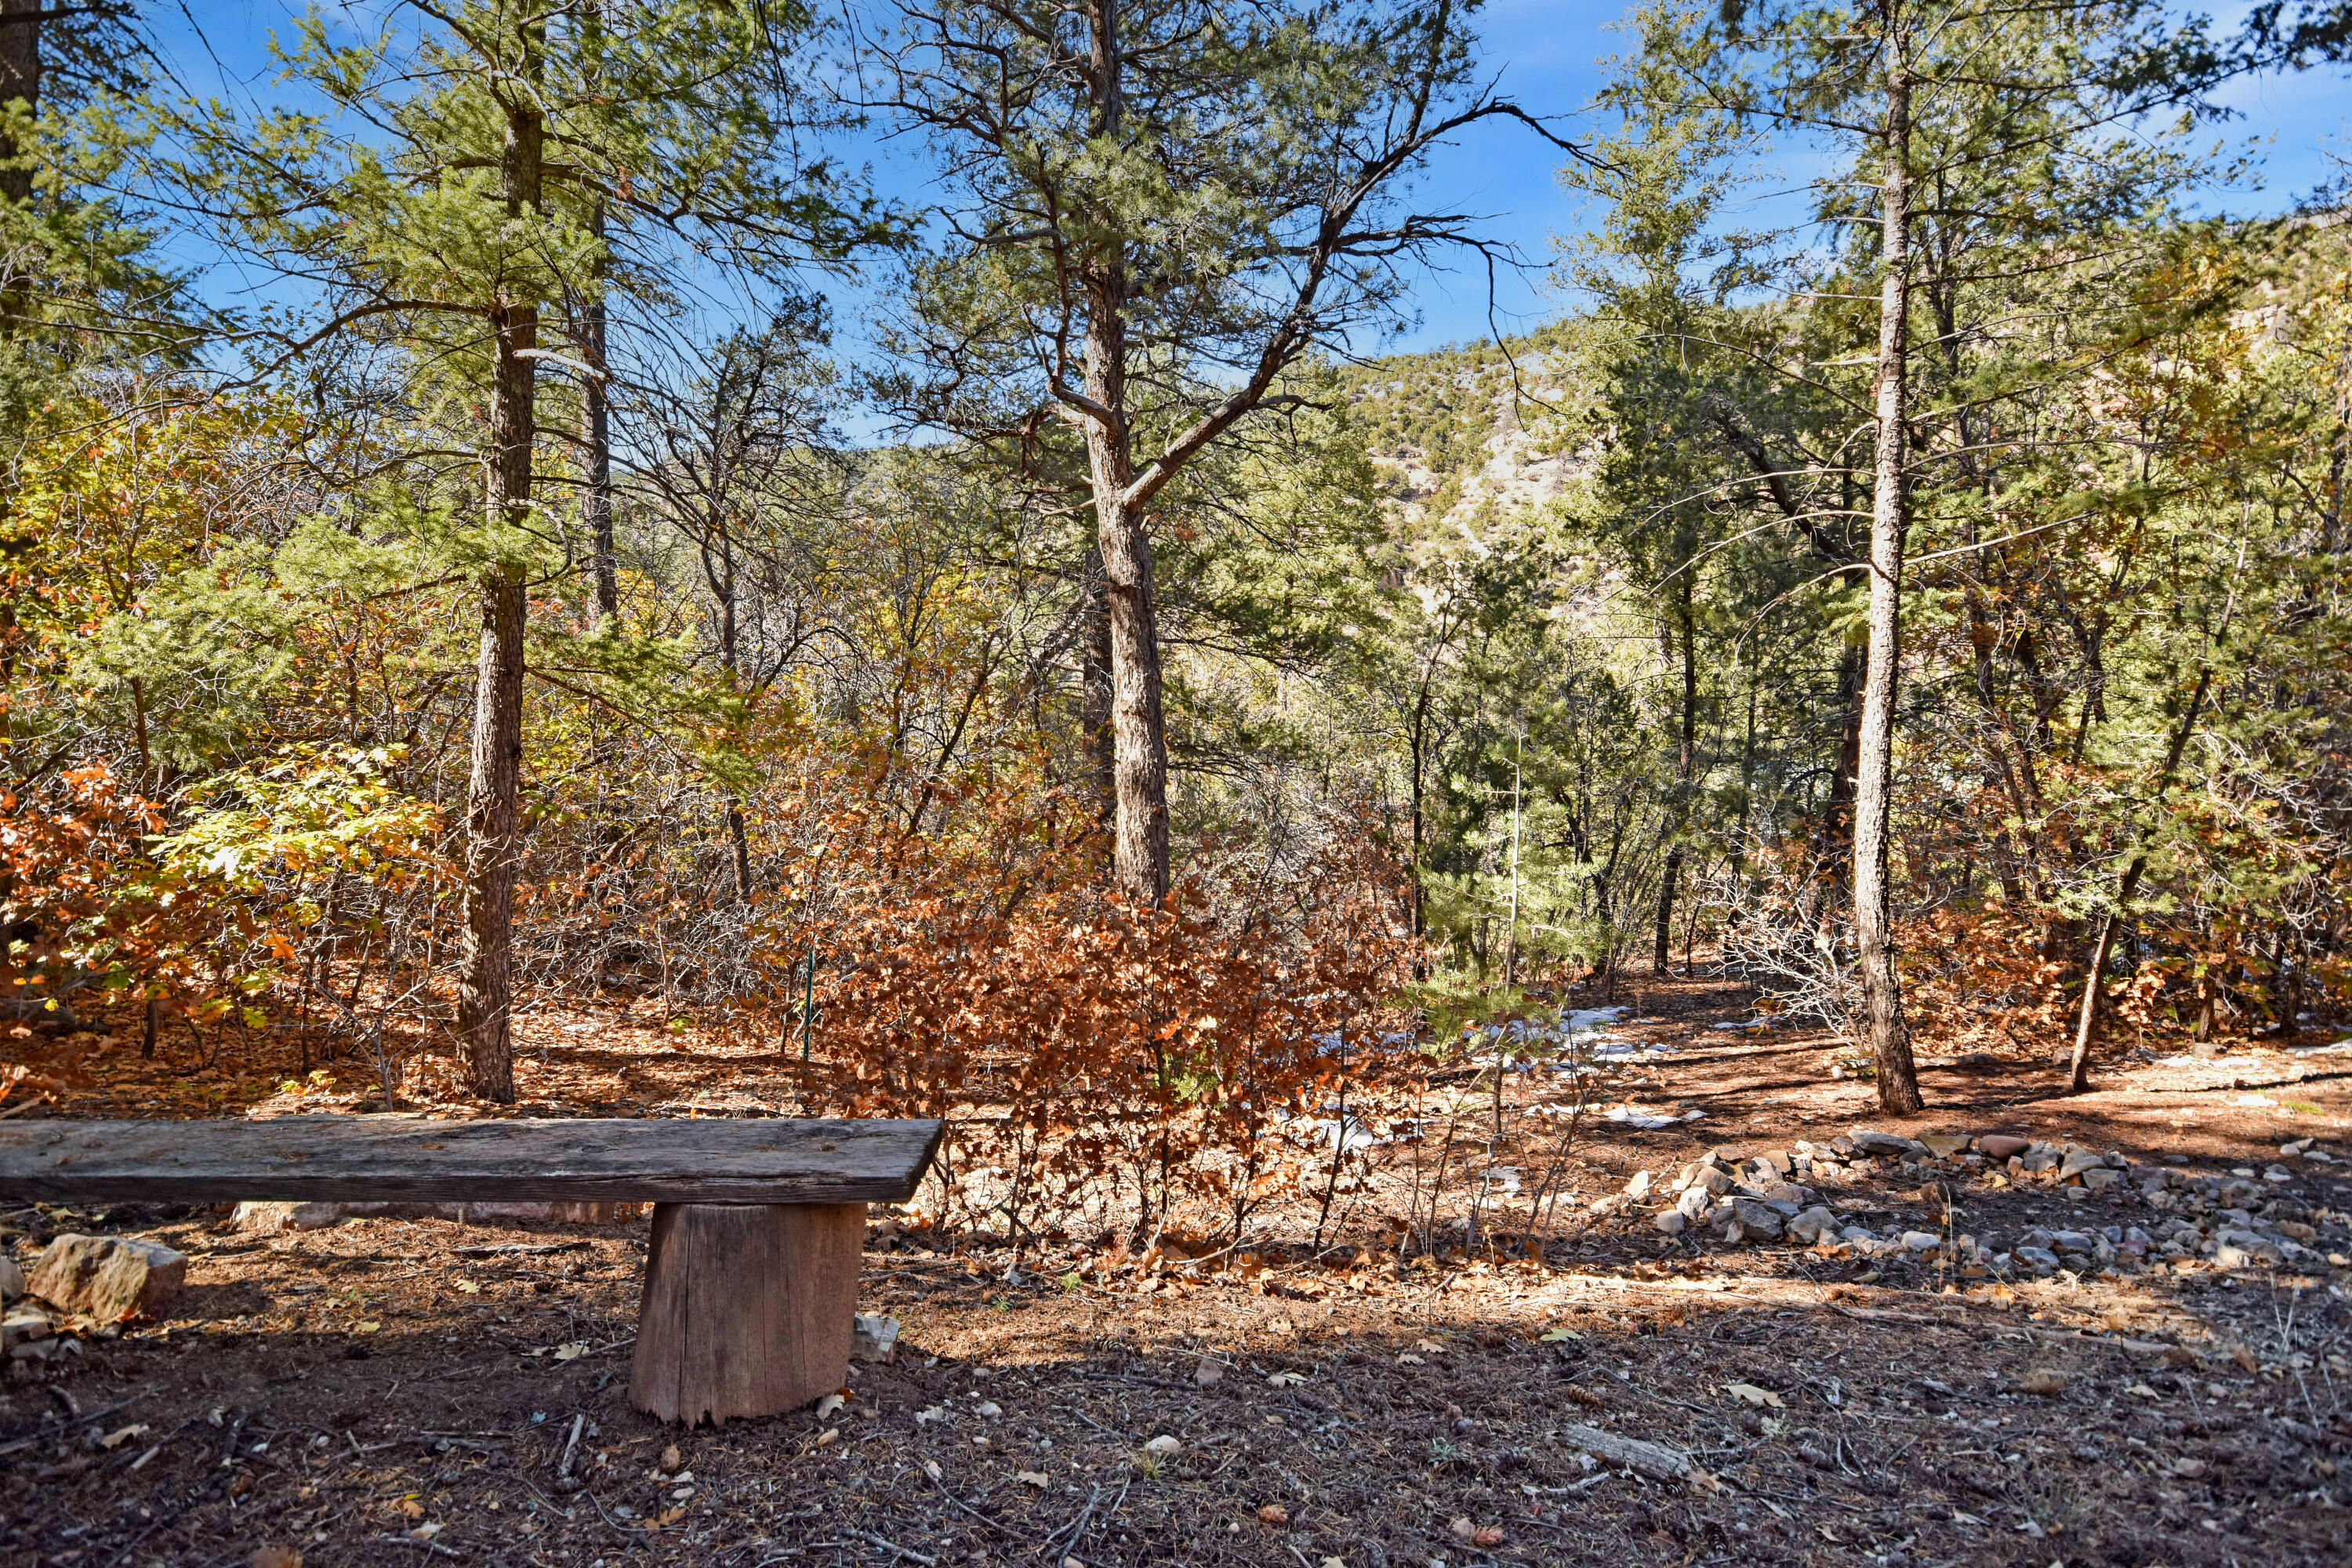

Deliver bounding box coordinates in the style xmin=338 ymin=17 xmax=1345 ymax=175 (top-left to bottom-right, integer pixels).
xmin=148 ymin=1 xmax=2350 ymax=364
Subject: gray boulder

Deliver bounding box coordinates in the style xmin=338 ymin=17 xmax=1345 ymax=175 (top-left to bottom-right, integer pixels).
xmin=1850 ymin=1130 xmax=1922 ymax=1157
xmin=2057 ymin=1149 xmax=2111 ymax=1181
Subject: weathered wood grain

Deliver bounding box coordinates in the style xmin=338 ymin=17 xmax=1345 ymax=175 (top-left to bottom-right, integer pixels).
xmin=0 ymin=1117 xmax=942 ymax=1205
xmin=630 ymin=1201 xmax=862 ymax=1424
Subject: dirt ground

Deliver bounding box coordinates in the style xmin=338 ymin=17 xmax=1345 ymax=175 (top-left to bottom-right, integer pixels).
xmin=3 ymin=978 xmax=2348 ymax=1568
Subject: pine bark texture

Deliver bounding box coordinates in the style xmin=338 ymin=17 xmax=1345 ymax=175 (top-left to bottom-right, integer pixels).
xmin=579 ymin=5 xmax=615 ymax=621
xmin=1857 ymin=34 xmax=1923 ymax=1115
xmin=1079 ymin=549 xmax=1117 ymax=827
xmin=456 ymin=52 xmax=543 ymax=1104
xmin=1082 ymin=0 xmax=1171 ymax=909
xmin=584 ymin=238 xmax=616 ymax=619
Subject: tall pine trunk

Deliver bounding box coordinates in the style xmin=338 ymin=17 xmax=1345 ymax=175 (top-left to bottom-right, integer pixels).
xmin=1855 ymin=26 xmax=1922 ymax=1115
xmin=1654 ymin=569 xmax=1697 ymax=976
xmin=1083 ymin=0 xmax=1171 ymax=908
xmin=456 ymin=48 xmax=544 ymax=1105
xmin=584 ymin=209 xmax=616 ymax=621
xmin=579 ymin=6 xmax=616 ymax=622
xmin=1087 ymin=370 xmax=1171 ymax=909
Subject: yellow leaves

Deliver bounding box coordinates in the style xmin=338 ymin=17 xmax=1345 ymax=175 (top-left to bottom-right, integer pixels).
xmin=12 ymin=393 xmax=302 ymax=626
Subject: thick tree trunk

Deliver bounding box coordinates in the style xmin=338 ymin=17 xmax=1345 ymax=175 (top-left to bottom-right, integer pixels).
xmin=1081 ymin=0 xmax=1170 ymax=909
xmin=458 ymin=553 xmax=526 ymax=1103
xmin=1093 ymin=472 xmax=1170 ymax=907
xmin=456 ymin=57 xmax=544 ymax=1105
xmin=1856 ymin=38 xmax=1922 ymax=1116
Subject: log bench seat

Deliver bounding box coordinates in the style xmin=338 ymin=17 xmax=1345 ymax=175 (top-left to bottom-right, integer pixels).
xmin=0 ymin=1115 xmax=942 ymax=1425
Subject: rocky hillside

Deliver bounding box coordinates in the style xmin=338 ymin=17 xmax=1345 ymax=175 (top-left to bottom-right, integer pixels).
xmin=1338 ymin=328 xmax=1587 ymax=535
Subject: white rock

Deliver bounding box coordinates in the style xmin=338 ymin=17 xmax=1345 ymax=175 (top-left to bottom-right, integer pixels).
xmin=1142 ymin=1435 xmax=1181 ymax=1456
xmin=2 ymin=1306 xmax=54 ymax=1350
xmin=1900 ymin=1231 xmax=1943 ymax=1253
xmin=851 ymin=1313 xmax=900 ymax=1363
xmin=232 ymin=1200 xmax=352 ymax=1233
xmin=1624 ymin=1169 xmax=1653 ymax=1200
xmin=1653 ymin=1210 xmax=1687 ymax=1235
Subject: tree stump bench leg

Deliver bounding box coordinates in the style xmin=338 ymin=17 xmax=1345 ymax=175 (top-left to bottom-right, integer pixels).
xmin=630 ymin=1202 xmax=863 ymax=1425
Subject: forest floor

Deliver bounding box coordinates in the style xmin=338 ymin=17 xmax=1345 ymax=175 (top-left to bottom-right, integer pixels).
xmin=3 ymin=979 xmax=2350 ymax=1568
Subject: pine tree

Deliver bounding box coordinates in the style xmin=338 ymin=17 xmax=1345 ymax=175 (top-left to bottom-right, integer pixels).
xmin=872 ymin=0 xmax=1578 ymax=906
xmin=162 ymin=0 xmax=876 ymax=1098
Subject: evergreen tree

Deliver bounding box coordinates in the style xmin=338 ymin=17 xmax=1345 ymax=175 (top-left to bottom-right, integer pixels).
xmin=160 ymin=0 xmax=877 ymax=1098
xmin=871 ymin=0 xmax=1579 ymax=907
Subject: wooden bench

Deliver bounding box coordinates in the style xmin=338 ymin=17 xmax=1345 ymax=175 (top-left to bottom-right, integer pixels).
xmin=0 ymin=1116 xmax=942 ymax=1425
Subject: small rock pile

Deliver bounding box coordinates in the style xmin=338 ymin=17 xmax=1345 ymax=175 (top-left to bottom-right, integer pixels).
xmin=1597 ymin=1127 xmax=2350 ymax=1282
xmin=1 ymin=1233 xmax=188 ymax=1374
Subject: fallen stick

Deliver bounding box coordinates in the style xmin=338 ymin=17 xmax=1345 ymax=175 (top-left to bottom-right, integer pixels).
xmin=0 ymin=1389 xmax=151 ymax=1457
xmin=553 ymin=1413 xmax=586 ymax=1490
xmin=1555 ymin=1422 xmax=1714 ymax=1488
xmin=452 ymin=1242 xmax=590 ymax=1258
xmin=840 ymin=1526 xmax=937 ymax=1564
